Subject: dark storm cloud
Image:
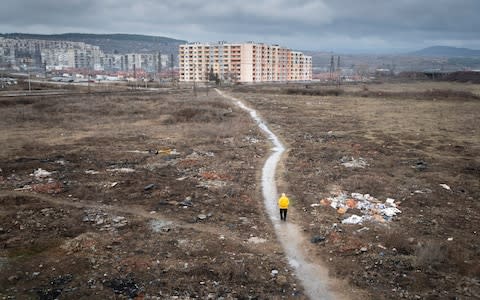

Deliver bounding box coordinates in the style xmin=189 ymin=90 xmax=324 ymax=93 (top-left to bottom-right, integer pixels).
xmin=1 ymin=0 xmax=479 ymax=51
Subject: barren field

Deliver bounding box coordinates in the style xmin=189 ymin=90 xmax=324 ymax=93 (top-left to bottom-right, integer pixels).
xmin=230 ymin=82 xmax=480 ymax=299
xmin=0 ymin=90 xmax=302 ymax=299
xmin=0 ymin=81 xmax=479 ymax=299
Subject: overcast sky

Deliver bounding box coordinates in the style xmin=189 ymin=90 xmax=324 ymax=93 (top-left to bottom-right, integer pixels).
xmin=1 ymin=0 xmax=479 ymax=53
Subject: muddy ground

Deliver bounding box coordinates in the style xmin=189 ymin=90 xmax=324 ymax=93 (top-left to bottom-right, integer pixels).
xmin=0 ymin=89 xmax=303 ymax=299
xmin=230 ymin=82 xmax=480 ymax=299
xmin=0 ymin=81 xmax=479 ymax=299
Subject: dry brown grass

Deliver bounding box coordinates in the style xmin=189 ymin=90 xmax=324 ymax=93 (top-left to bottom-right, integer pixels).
xmin=383 ymin=229 xmax=414 ymax=255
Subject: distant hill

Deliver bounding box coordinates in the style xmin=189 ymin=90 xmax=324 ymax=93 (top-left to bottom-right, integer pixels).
xmin=0 ymin=33 xmax=187 ymax=55
xmin=410 ymin=46 xmax=480 ymax=57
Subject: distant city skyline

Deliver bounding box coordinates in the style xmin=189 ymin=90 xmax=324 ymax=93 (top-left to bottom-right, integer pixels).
xmin=1 ymin=0 xmax=479 ymax=53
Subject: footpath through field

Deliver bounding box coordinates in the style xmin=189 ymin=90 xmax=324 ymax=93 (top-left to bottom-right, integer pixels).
xmin=216 ymin=89 xmax=345 ymax=300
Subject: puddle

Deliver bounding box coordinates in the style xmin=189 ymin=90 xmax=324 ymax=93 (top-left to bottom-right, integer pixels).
xmin=217 ymin=89 xmax=338 ymax=300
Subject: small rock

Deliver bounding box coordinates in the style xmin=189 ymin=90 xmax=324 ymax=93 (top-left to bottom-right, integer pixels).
xmin=180 ymin=197 xmax=193 ymax=207
xmin=112 ymin=216 xmax=126 ymax=223
xmin=413 ymin=160 xmax=428 ymax=171
xmin=197 ymin=214 xmax=207 ymax=220
xmin=310 ymin=236 xmax=326 ymax=244
xmin=271 ymin=270 xmax=279 ymax=276
xmin=144 ymin=183 xmax=155 ymax=191
xmin=360 ymin=247 xmax=368 ymax=252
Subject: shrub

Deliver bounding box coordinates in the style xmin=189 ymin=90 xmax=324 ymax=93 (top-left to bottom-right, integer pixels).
xmin=413 ymin=240 xmax=447 ymax=269
xmin=383 ymin=229 xmax=413 ymax=255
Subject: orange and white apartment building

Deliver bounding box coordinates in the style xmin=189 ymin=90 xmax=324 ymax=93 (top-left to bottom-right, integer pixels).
xmin=179 ymin=42 xmax=312 ymax=83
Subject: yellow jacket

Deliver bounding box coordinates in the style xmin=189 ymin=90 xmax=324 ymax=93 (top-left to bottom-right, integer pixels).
xmin=278 ymin=194 xmax=290 ymax=209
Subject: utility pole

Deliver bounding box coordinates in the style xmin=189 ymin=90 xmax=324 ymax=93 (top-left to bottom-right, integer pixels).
xmin=337 ymin=56 xmax=341 ymax=86
xmin=28 ymin=63 xmax=31 ymax=94
xmin=170 ymin=54 xmax=174 ymax=86
xmin=329 ymin=55 xmax=335 ymax=82
xmin=157 ymin=52 xmax=162 ymax=83
xmin=133 ymin=63 xmax=137 ymax=90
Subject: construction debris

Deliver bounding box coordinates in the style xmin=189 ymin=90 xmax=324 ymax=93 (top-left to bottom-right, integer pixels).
xmin=319 ymin=192 xmax=402 ymax=224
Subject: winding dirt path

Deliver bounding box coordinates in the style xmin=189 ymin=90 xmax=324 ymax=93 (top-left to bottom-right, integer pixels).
xmin=216 ymin=89 xmax=349 ymax=300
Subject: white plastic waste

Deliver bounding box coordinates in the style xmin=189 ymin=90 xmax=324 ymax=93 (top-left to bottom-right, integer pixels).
xmin=342 ymin=215 xmax=364 ymax=224
xmin=381 ymin=207 xmax=402 ymax=217
xmin=439 ymin=184 xmax=451 ymax=191
xmin=31 ymin=168 xmax=52 ymax=179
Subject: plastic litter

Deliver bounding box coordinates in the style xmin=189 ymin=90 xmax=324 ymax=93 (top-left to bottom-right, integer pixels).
xmin=340 ymin=157 xmax=368 ymax=169
xmin=382 ymin=207 xmax=401 ymax=217
xmin=31 ymin=168 xmax=52 ymax=179
xmin=439 ymin=184 xmax=451 ymax=191
xmin=85 ymin=170 xmax=100 ymax=175
xmin=342 ymin=215 xmax=365 ymax=224
xmin=106 ymin=167 xmax=135 ymax=173
xmin=321 ymin=191 xmax=402 ymax=224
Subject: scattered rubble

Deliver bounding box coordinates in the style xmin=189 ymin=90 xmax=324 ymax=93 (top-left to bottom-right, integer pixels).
xmin=103 ymin=277 xmax=142 ymax=298
xmin=149 ymin=220 xmax=173 ymax=233
xmin=82 ymin=209 xmax=128 ymax=231
xmin=318 ymin=192 xmax=402 ymax=224
xmin=340 ymin=157 xmax=368 ymax=169
xmin=33 ymin=274 xmax=73 ymax=300
xmin=106 ymin=167 xmax=135 ymax=173
xmin=248 ymin=236 xmax=267 ymax=244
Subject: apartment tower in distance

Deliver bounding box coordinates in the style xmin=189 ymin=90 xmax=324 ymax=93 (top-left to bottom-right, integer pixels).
xmin=179 ymin=42 xmax=312 ymax=83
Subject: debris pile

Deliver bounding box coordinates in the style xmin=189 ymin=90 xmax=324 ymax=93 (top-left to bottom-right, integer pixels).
xmin=14 ymin=168 xmax=64 ymax=194
xmin=82 ymin=209 xmax=128 ymax=231
xmin=317 ymin=192 xmax=402 ymax=224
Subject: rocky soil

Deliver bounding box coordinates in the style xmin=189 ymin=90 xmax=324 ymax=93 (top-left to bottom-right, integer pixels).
xmin=0 ymin=90 xmax=304 ymax=299
xmin=230 ymin=82 xmax=480 ymax=299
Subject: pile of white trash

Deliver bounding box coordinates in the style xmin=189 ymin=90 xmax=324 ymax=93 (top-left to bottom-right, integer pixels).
xmin=314 ymin=192 xmax=402 ymax=225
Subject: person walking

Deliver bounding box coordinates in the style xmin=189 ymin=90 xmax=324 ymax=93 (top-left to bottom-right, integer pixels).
xmin=278 ymin=193 xmax=290 ymax=221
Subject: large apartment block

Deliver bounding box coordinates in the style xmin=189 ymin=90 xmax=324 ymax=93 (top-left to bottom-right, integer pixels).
xmin=179 ymin=42 xmax=312 ymax=83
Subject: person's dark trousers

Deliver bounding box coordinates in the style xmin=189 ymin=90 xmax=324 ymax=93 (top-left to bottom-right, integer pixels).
xmin=280 ymin=209 xmax=288 ymax=221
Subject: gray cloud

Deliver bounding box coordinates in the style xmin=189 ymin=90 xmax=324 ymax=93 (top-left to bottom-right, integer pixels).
xmin=0 ymin=0 xmax=479 ymax=52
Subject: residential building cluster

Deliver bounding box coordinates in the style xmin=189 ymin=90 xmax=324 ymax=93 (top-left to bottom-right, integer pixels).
xmin=179 ymin=42 xmax=312 ymax=83
xmin=0 ymin=37 xmax=168 ymax=73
